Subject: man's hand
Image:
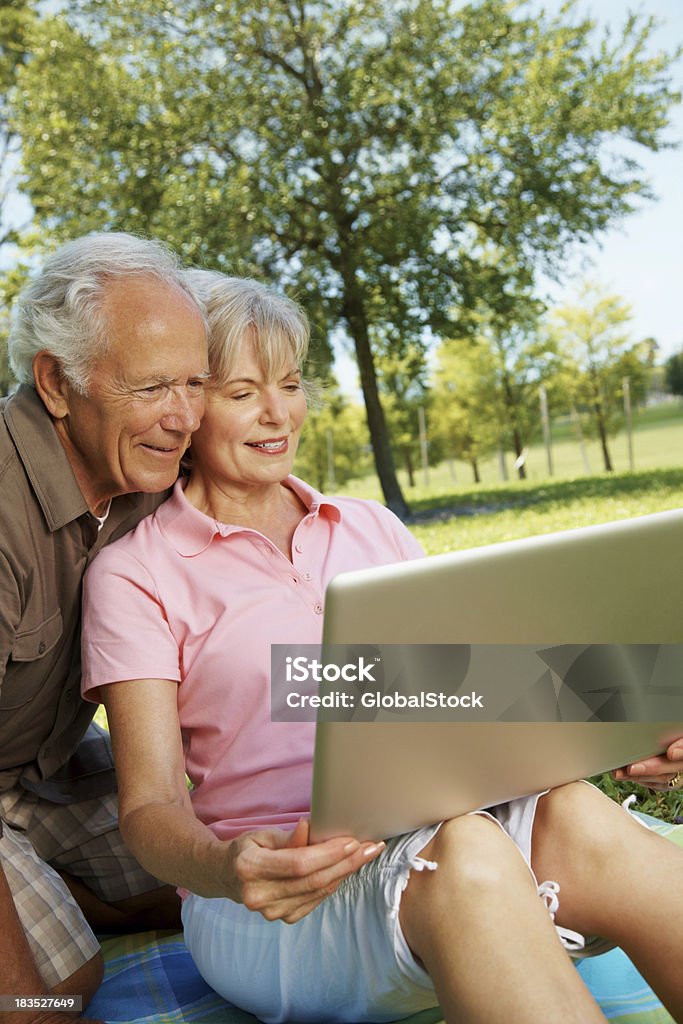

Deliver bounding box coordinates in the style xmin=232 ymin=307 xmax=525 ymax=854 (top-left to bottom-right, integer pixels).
xmin=225 ymin=819 xmax=385 ymax=923
xmin=612 ymin=737 xmax=683 ymax=791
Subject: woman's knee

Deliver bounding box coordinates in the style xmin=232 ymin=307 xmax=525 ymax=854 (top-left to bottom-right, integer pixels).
xmin=407 ymin=814 xmax=533 ymax=908
xmin=532 ymin=781 xmax=644 ymax=886
xmin=400 ymin=815 xmax=535 ymax=961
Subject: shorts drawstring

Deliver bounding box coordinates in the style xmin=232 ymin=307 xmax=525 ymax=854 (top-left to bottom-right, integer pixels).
xmin=538 ymin=880 xmax=585 ymax=952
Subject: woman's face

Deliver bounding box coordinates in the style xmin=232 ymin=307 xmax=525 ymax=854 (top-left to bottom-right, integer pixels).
xmin=189 ymin=333 xmax=307 ymax=491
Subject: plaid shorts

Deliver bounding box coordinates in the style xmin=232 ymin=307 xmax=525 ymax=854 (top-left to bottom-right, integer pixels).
xmin=0 ymin=785 xmax=163 ymax=988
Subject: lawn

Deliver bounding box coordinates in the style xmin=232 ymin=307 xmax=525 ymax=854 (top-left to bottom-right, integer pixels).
xmin=408 ymin=467 xmax=683 ymax=554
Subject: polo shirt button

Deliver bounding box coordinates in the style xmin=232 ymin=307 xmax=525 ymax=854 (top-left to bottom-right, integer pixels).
xmin=304 ymin=572 xmax=312 ymax=581
xmin=295 ymin=543 xmax=304 ymax=553
xmin=38 ymin=641 xmax=46 ymax=654
xmin=314 ymin=603 xmax=323 ymax=614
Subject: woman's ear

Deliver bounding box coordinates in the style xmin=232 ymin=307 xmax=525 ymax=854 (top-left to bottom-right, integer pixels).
xmin=32 ymin=350 xmax=71 ymax=419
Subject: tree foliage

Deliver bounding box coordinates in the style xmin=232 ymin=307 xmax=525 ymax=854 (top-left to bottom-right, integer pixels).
xmin=8 ymin=0 xmax=682 ymax=512
xmin=0 ymin=0 xmax=35 ymax=249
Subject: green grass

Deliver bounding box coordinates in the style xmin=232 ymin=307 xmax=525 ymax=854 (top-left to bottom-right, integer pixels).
xmin=408 ymin=467 xmax=683 ymax=555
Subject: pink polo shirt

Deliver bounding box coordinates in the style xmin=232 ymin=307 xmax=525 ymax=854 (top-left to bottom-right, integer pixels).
xmin=81 ymin=476 xmax=423 ymax=840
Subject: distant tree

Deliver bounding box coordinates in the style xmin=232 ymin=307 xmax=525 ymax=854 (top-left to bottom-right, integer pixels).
xmin=546 ymin=285 xmax=654 ymax=471
xmin=430 ymin=336 xmax=505 ymax=484
xmin=0 ymin=320 xmax=13 ymax=396
xmin=294 ymin=388 xmax=371 ymax=492
xmin=372 ymin=340 xmax=433 ymax=488
xmin=664 ymin=350 xmax=683 ymax=399
xmin=433 ymin=293 xmax=561 ymax=479
xmin=9 ymin=0 xmax=682 ymax=516
xmin=0 ymin=260 xmax=34 ymax=395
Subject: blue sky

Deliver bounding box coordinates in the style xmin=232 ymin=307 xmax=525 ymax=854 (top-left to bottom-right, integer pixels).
xmin=335 ymin=0 xmax=683 ymax=395
xmin=536 ymin=0 xmax=683 ymax=358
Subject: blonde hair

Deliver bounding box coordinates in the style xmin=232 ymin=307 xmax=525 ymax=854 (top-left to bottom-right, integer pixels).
xmin=185 ymin=270 xmax=316 ymax=396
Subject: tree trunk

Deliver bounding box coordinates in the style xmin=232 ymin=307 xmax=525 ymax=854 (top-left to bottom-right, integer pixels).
xmin=340 ymin=278 xmax=409 ymax=519
xmin=470 ymin=458 xmax=481 ymax=483
xmin=403 ymin=448 xmax=415 ymax=488
xmin=594 ymin=402 xmax=613 ymax=472
xmin=512 ymin=426 xmax=527 ymax=480
xmin=500 ymin=368 xmax=526 ymax=479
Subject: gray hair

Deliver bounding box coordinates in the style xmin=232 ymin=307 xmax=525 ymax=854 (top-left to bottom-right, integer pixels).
xmin=185 ymin=269 xmax=317 ymax=399
xmin=9 ymin=232 xmax=204 ymax=393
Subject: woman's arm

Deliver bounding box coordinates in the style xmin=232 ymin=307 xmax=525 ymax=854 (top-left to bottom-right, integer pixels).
xmin=102 ymin=678 xmax=384 ymax=922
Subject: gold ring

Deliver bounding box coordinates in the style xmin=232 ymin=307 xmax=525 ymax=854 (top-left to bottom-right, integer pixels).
xmin=667 ymin=771 xmax=683 ymax=789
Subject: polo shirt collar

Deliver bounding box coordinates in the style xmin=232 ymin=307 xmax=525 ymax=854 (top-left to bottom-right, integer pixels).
xmin=286 ymin=475 xmax=342 ymax=523
xmin=158 ymin=475 xmax=342 ymax=557
xmin=3 ymin=385 xmax=90 ymax=531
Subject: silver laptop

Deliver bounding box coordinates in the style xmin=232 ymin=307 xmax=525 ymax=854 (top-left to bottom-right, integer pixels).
xmin=309 ymin=508 xmax=683 ymax=842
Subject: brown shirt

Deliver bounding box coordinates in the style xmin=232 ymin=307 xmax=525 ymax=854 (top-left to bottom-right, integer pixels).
xmin=0 ymin=385 xmax=165 ymax=796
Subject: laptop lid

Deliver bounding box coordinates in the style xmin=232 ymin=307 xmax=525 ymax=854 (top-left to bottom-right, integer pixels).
xmin=309 ymin=508 xmax=683 ymax=841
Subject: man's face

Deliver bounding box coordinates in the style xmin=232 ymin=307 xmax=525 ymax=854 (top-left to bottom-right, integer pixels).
xmin=54 ymin=275 xmax=209 ymax=514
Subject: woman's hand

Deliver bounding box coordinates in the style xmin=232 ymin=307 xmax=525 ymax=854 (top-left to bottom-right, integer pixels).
xmin=612 ymin=737 xmax=683 ymax=792
xmin=225 ymin=818 xmax=385 ymax=924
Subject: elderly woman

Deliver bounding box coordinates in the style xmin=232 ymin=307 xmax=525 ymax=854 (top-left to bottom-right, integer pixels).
xmin=80 ymin=272 xmax=683 ymax=1024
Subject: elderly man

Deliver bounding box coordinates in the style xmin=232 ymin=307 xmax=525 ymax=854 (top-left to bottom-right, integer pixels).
xmin=0 ymin=232 xmax=209 ymax=1022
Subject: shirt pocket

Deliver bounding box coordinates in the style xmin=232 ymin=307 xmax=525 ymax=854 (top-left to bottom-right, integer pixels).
xmin=2 ymin=610 xmax=65 ymax=709
xmin=12 ymin=608 xmax=64 ymax=662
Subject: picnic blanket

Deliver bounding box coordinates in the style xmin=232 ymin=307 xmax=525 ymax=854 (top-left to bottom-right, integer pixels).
xmin=85 ymin=812 xmax=682 ymax=1024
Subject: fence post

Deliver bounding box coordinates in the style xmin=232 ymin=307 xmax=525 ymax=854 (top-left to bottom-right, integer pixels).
xmin=539 ymin=384 xmax=553 ymax=476
xmin=326 ymin=428 xmax=336 ymax=490
xmin=623 ymin=376 xmax=635 ymax=471
xmin=418 ymin=406 xmax=429 ymax=487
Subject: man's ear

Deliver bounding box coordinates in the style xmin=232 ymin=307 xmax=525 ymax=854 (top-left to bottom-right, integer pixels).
xmin=32 ymin=350 xmax=71 ymax=419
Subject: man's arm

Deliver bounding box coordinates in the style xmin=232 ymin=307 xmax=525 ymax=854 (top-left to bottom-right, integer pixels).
xmin=0 ymin=556 xmax=101 ymax=1023
xmin=0 ymin=860 xmax=104 ymax=1024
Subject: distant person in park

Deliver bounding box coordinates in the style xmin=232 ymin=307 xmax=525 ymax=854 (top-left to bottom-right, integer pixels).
xmin=81 ymin=270 xmax=683 ymax=1024
xmin=0 ymin=232 xmax=209 ymax=1023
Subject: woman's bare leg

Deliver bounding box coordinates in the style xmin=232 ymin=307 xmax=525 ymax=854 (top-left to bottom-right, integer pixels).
xmin=399 ymin=814 xmax=605 ymax=1024
xmin=532 ymin=782 xmax=683 ymax=1021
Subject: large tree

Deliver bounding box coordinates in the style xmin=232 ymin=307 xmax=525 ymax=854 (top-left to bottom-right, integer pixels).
xmin=9 ymin=0 xmax=681 ymax=515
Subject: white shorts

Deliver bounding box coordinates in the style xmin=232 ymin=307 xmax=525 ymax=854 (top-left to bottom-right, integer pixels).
xmin=183 ymin=792 xmax=598 ymax=1024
